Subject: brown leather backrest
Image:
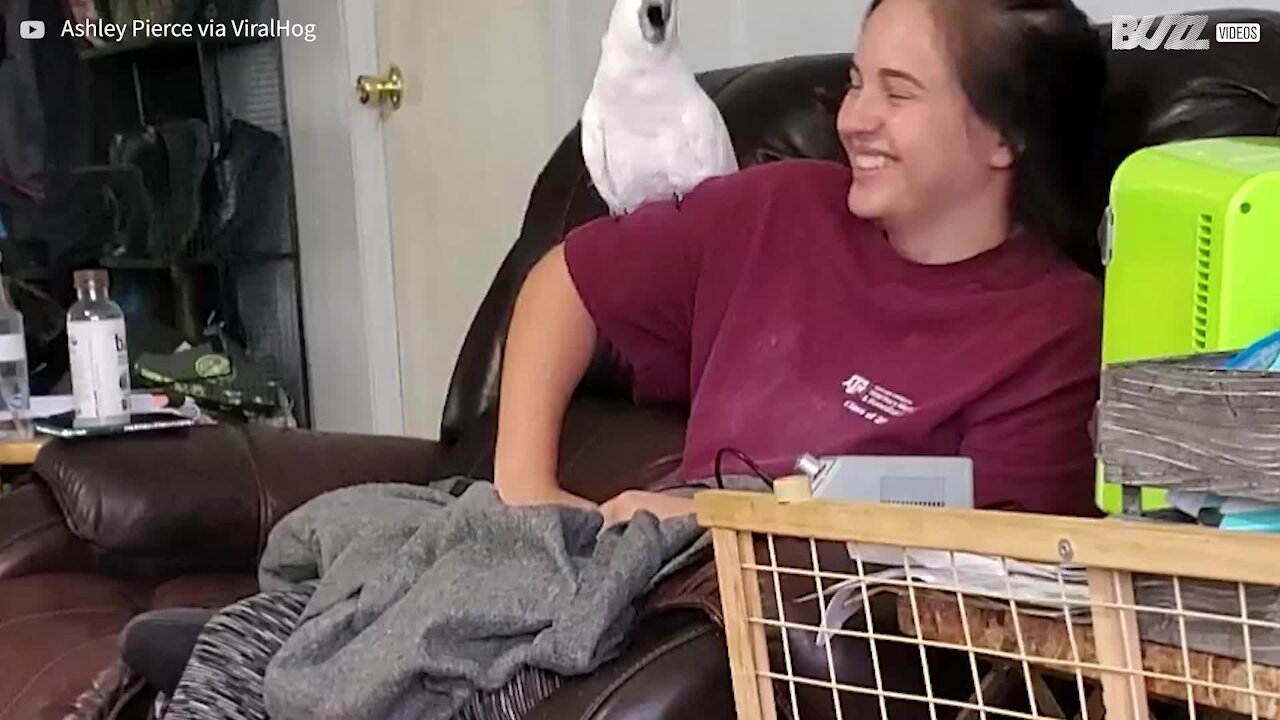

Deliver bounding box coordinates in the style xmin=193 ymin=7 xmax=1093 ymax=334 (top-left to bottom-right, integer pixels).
xmin=438 ymin=9 xmax=1280 ymax=445
xmin=29 ymin=426 xmax=437 ymax=579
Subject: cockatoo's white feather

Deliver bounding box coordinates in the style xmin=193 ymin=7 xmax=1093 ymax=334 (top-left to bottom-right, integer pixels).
xmin=582 ymin=0 xmax=738 ymax=215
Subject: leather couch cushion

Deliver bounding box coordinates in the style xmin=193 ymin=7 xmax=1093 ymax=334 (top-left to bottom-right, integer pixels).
xmin=0 ymin=573 xmax=139 ymax=620
xmin=150 ymin=574 xmax=258 ymax=610
xmin=524 ymin=611 xmax=734 ymax=720
xmin=0 ymin=572 xmax=255 ymax=720
xmin=34 ymin=429 xmax=262 ymax=578
xmin=0 ymin=574 xmax=137 ymax=719
xmin=0 ymin=484 xmax=92 ymax=580
xmin=3 ymin=635 xmax=124 ymax=720
xmin=32 ymin=426 xmax=438 ymax=582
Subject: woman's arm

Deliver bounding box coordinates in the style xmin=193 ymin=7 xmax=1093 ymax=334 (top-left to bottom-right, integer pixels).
xmin=494 ymin=172 xmax=754 ymax=509
xmin=494 ymin=245 xmax=599 ymax=509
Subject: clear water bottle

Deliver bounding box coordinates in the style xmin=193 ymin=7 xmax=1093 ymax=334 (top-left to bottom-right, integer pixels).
xmin=0 ymin=253 xmax=31 ymax=439
xmin=67 ymin=269 xmax=131 ymax=428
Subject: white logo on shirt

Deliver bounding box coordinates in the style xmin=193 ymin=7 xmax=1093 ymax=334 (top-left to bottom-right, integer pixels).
xmin=841 ymin=373 xmax=917 ymax=426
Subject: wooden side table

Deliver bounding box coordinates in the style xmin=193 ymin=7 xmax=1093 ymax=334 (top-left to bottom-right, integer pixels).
xmin=0 ymin=436 xmax=49 ymax=466
xmin=0 ymin=437 xmax=51 ymax=499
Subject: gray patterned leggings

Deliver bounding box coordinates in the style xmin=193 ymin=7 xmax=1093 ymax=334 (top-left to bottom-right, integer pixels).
xmin=161 ymin=584 xmax=564 ymax=720
xmin=160 ymin=586 xmax=313 ymax=720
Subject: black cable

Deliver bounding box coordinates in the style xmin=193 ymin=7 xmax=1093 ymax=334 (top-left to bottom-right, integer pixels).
xmin=714 ymin=447 xmax=775 ymax=490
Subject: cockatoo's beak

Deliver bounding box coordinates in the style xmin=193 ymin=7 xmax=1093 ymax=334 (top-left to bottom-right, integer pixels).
xmin=640 ymin=0 xmax=674 ymax=45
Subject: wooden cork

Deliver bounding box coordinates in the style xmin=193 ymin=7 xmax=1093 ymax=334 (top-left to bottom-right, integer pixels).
xmin=771 ymin=474 xmax=813 ymax=503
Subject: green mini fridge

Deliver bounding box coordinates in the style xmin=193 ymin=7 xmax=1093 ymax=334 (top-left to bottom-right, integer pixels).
xmin=1098 ymin=136 xmax=1280 ymax=514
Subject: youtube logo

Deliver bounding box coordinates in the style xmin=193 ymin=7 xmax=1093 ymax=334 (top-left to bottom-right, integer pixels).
xmin=20 ymin=20 xmax=46 ymax=39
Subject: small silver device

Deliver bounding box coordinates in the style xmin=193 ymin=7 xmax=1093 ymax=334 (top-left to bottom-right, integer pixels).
xmin=796 ymin=454 xmax=974 ymax=508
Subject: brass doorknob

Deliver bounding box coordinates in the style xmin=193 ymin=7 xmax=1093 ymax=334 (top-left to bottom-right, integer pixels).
xmin=357 ymin=65 xmax=404 ymax=109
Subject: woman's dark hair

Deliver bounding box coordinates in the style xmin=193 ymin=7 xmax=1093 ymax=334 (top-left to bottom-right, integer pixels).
xmin=867 ymin=0 xmax=1109 ymax=275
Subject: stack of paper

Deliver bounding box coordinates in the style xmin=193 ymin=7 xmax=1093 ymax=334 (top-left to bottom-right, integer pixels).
xmin=807 ymin=544 xmax=1089 ymax=645
xmin=0 ymin=393 xmax=200 ymax=422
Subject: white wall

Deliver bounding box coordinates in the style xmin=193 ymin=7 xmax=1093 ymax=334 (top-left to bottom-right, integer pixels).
xmin=549 ymin=0 xmax=1262 ymax=136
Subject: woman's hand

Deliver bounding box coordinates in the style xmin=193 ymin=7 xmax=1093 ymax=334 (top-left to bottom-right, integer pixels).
xmin=600 ymin=490 xmax=695 ymax=528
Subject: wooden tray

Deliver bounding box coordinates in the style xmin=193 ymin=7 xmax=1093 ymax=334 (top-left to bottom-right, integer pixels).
xmin=1097 ymin=352 xmax=1280 ymax=501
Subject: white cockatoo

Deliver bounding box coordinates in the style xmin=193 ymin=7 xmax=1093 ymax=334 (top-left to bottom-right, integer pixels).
xmin=581 ymin=0 xmax=739 ymax=216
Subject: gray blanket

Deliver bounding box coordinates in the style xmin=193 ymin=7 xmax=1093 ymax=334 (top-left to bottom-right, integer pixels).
xmin=257 ymin=478 xmax=708 ymax=720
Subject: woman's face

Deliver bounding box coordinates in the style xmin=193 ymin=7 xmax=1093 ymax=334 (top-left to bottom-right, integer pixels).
xmin=837 ymin=0 xmax=1013 ymax=227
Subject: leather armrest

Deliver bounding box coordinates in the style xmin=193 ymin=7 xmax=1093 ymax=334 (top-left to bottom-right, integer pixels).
xmin=526 ymin=610 xmax=734 ymax=720
xmin=32 ymin=425 xmax=439 ymax=581
xmin=0 ymin=483 xmax=93 ymax=580
xmin=433 ymin=395 xmax=687 ymax=504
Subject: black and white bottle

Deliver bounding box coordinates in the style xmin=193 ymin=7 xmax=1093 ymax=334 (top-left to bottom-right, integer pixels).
xmin=67 ymin=269 xmax=131 ymax=428
xmin=0 ymin=252 xmax=31 ymax=438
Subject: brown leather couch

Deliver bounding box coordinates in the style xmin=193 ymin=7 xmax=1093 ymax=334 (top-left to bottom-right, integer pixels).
xmin=3 ymin=9 xmax=1279 ymax=718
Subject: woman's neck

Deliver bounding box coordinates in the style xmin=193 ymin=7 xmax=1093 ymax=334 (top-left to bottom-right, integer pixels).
xmin=882 ymin=186 xmax=1013 ymax=265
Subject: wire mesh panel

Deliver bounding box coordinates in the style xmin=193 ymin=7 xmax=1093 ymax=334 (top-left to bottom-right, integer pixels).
xmin=696 ymin=488 xmax=1280 ymax=720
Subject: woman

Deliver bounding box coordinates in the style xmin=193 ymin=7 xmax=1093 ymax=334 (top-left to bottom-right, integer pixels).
xmin=153 ymin=0 xmax=1107 ymax=718
xmin=497 ymin=0 xmax=1107 ymax=525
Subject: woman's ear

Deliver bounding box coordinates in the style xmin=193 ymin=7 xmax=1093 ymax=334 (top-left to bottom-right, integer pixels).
xmin=990 ymin=136 xmax=1018 ymax=169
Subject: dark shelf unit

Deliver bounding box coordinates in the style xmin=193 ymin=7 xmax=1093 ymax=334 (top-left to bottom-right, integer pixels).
xmin=5 ymin=0 xmax=312 ymax=426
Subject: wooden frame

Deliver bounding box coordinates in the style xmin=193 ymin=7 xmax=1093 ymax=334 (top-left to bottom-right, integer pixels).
xmin=696 ymin=491 xmax=1280 ymax=587
xmin=696 ymin=489 xmax=1280 ymax=720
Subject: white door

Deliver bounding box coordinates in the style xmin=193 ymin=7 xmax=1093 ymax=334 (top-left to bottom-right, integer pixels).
xmin=279 ymin=0 xmax=565 ymax=439
xmin=371 ymin=3 xmax=566 ymax=439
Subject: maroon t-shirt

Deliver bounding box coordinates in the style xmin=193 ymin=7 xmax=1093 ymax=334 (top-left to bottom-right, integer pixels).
xmin=562 ymin=158 xmax=1102 ymax=516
